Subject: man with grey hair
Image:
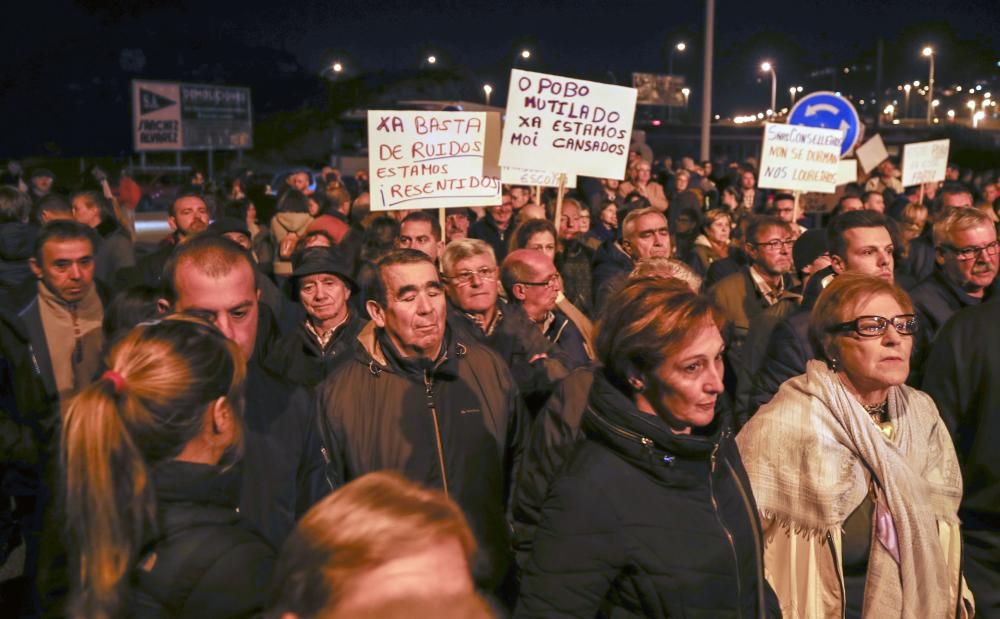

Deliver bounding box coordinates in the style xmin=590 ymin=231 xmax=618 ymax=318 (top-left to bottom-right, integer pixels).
xmin=442 ymin=239 xmax=571 ymax=410
xmin=909 ymin=206 xmax=998 ymax=384
xmin=591 ymin=207 xmax=671 ymax=310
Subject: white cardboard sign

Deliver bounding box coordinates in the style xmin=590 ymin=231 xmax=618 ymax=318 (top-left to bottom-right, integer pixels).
xmin=856 ymin=134 xmax=889 ymax=174
xmin=757 ymin=123 xmax=843 ymax=194
xmin=901 ymin=139 xmax=950 ymax=187
xmin=368 ymin=111 xmax=501 ymax=211
xmin=499 ymin=69 xmax=637 ymax=179
xmin=500 ymin=166 xmax=577 ymax=188
xmin=836 ymin=159 xmax=858 ymax=186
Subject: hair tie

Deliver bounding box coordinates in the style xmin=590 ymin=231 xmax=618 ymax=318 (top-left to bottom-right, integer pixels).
xmin=102 ymin=370 xmax=127 ymax=394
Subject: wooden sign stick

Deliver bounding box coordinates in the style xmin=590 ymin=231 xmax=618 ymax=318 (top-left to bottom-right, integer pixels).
xmin=554 ymin=174 xmax=567 ymax=234
xmin=534 ymin=185 xmax=542 ymax=207
xmin=439 ymin=208 xmax=447 ymax=240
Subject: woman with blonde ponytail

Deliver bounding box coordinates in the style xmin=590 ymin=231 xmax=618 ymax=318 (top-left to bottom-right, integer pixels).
xmin=61 ymin=316 xmax=275 ymax=619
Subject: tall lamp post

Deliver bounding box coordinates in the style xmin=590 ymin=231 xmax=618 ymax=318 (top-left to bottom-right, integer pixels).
xmin=904 ymin=84 xmax=911 ymax=118
xmin=483 ymin=84 xmax=493 ymax=106
xmin=922 ymin=46 xmax=935 ymax=124
xmin=761 ymin=62 xmax=777 ymax=116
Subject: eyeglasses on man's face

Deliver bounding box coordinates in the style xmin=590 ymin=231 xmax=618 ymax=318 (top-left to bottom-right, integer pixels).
xmin=519 ymin=273 xmax=562 ymax=290
xmin=444 ymin=266 xmax=497 ymax=286
xmin=752 ymin=238 xmax=795 ymax=252
xmin=941 ymin=240 xmax=999 ymax=262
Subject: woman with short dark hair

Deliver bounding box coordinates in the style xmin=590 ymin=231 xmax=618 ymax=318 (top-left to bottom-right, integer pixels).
xmin=514 ymin=277 xmax=778 ymax=618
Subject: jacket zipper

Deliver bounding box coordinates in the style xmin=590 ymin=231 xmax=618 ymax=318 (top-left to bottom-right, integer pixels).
xmin=424 ymin=369 xmax=449 ymax=497
xmin=710 ymin=443 xmax=742 ymax=618
xmin=826 ymin=532 xmax=847 ymax=619
xmin=586 ymin=407 xmax=656 ymax=459
xmin=725 ymin=456 xmax=766 ymax=618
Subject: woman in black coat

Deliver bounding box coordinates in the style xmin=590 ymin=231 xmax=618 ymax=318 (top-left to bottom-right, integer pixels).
xmin=515 ymin=277 xmax=779 ymax=618
xmin=61 ymin=317 xmax=273 ymax=618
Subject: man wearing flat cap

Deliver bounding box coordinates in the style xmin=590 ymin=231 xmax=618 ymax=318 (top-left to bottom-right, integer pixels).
xmin=266 ymin=246 xmax=367 ymax=387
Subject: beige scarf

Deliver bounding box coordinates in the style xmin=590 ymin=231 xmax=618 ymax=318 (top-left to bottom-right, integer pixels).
xmin=36 ymin=281 xmax=104 ymax=404
xmin=736 ymin=360 xmax=962 ymax=618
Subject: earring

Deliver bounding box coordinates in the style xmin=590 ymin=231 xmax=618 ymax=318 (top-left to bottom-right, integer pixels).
xmin=628 ymin=377 xmax=646 ymax=392
xmin=829 ymin=358 xmax=839 ymax=372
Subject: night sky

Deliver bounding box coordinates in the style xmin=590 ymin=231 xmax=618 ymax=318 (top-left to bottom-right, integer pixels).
xmin=3 ymin=0 xmax=998 ymax=156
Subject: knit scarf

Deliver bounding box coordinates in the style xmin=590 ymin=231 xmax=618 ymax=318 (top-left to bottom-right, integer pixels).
xmin=736 ymin=360 xmax=962 ymax=618
xmin=36 ymin=281 xmax=104 ymax=404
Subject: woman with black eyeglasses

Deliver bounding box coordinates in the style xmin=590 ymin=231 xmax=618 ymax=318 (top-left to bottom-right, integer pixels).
xmin=737 ymin=272 xmax=973 ymax=618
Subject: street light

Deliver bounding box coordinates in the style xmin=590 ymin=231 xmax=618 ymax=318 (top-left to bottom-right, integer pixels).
xmin=973 ymin=110 xmax=985 ymax=129
xmin=331 ymin=61 xmax=343 ymax=73
xmin=947 ymin=109 xmax=955 ymax=121
xmin=760 ymin=62 xmax=777 ymax=115
xmin=903 ymin=84 xmax=911 ymax=118
xmin=681 ymin=87 xmax=691 ymax=113
xmin=427 ymin=55 xmax=437 ymax=65
xmin=922 ymin=46 xmax=935 ymax=124
xmin=483 ymin=84 xmax=493 ymax=106
xmin=520 ymin=49 xmax=531 ymax=60
xmin=668 ymin=42 xmax=687 ymax=123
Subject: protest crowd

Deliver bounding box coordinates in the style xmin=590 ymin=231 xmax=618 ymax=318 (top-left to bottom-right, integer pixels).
xmin=0 ymin=132 xmax=998 ymax=619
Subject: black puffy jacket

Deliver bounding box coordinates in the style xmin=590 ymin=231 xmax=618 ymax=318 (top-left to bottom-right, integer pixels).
xmin=515 ymin=371 xmax=780 ymax=619
xmin=132 ymin=461 xmax=275 ymax=618
xmin=264 ymin=311 xmax=366 ymax=388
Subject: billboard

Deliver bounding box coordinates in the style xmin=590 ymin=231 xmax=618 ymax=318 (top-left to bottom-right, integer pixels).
xmin=132 ymin=80 xmax=253 ymax=152
xmin=632 ymin=73 xmax=685 ymax=107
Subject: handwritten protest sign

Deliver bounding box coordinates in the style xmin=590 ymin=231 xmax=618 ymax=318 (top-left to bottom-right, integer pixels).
xmin=368 ymin=111 xmax=500 ymax=211
xmin=499 ymin=69 xmax=637 ymax=179
xmin=901 ymin=139 xmax=949 ymax=187
xmin=855 ymin=134 xmax=889 ymax=174
xmin=500 ymin=166 xmax=577 ymax=188
xmin=757 ymin=122 xmax=843 ymax=194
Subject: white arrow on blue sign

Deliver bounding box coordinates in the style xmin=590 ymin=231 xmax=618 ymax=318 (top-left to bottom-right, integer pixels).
xmin=787 ymin=91 xmax=863 ymax=158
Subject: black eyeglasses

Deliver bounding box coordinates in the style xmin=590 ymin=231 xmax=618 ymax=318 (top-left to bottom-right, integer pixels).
xmin=752 ymin=238 xmax=795 ymax=251
xmin=519 ymin=273 xmax=562 ymax=290
xmin=941 ymin=240 xmax=999 ymax=262
xmin=828 ymin=314 xmax=918 ymax=338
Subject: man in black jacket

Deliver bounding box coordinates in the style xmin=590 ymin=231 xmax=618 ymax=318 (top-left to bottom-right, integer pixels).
xmin=922 ymin=302 xmax=1000 ymax=616
xmin=317 ymin=249 xmax=525 ymax=599
xmin=159 ymin=235 xmax=328 ymax=548
xmin=441 ymin=239 xmax=571 ymax=411
xmin=468 ymin=189 xmax=514 ymax=263
xmin=266 ymin=247 xmax=366 ymax=388
xmin=119 ymin=192 xmax=209 ymax=289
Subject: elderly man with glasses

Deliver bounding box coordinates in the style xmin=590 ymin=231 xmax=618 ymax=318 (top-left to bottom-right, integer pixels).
xmin=908 ymin=206 xmax=999 ymax=385
xmin=501 ymin=249 xmax=592 ymax=368
xmin=442 ymin=239 xmax=572 ymax=412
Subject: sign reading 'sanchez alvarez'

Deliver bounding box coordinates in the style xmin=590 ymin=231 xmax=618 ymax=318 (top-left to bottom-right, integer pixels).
xmin=757 ymin=122 xmax=843 ymax=194
xmin=500 ymin=69 xmax=637 ymax=179
xmin=368 ymin=111 xmax=501 ymax=211
xmin=131 ymin=80 xmax=252 ymax=152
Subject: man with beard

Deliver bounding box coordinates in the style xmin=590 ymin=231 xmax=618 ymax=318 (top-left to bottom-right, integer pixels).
xmin=119 ymin=192 xmax=210 ymax=289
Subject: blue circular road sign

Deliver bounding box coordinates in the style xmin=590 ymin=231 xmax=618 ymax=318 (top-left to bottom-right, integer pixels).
xmin=787 ymin=91 xmax=862 ymax=157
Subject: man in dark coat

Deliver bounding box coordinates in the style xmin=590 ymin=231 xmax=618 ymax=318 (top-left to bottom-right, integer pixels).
xmin=159 ymin=235 xmax=328 ymax=548
xmin=266 ymin=247 xmax=366 ymax=388
xmin=441 ymin=239 xmax=571 ymax=411
xmin=591 ymin=207 xmax=671 ymax=311
xmin=317 ymin=249 xmax=525 ymax=598
xmin=908 ymin=206 xmax=998 ymax=385
xmin=119 ymin=192 xmax=209 ymax=290
xmin=0 ymin=187 xmax=37 ymax=315
xmin=922 ymin=302 xmax=1000 ymax=617
xmin=469 ymin=190 xmax=514 ymax=263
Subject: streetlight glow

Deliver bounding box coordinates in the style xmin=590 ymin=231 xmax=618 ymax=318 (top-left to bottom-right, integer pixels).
xmin=676 ymin=42 xmax=687 ymax=52
xmin=521 ymin=49 xmax=531 ymax=59
xmin=922 ymin=46 xmax=933 ymax=57
xmin=483 ymin=84 xmax=493 ymax=105
xmin=427 ymin=55 xmax=437 ymax=64
xmin=913 ymin=80 xmax=920 ymax=87
xmin=332 ymin=62 xmax=343 ymax=73
xmin=760 ymin=62 xmax=771 ymax=72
